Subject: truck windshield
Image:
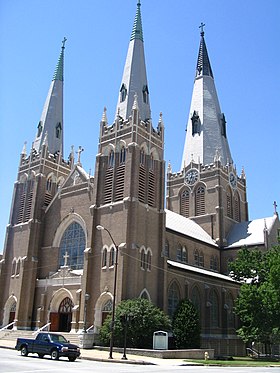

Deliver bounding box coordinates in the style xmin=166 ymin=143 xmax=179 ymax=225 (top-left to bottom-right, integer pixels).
xmin=50 ymin=334 xmax=67 ymax=343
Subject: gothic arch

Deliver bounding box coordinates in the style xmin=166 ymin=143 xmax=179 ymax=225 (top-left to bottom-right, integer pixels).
xmin=167 ymin=280 xmax=181 ymax=316
xmin=19 ymin=173 xmax=28 ymax=183
xmin=150 ymin=147 xmax=159 ymax=160
xmin=194 ymin=183 xmax=206 ymax=216
xmin=3 ymin=295 xmax=17 ymax=327
xmin=191 ymin=284 xmax=202 ymax=315
xmin=139 ymin=288 xmax=151 ymax=300
xmin=94 ymin=292 xmax=113 ymax=334
xmin=49 ymin=288 xmax=74 ymax=313
xmin=140 ymin=142 xmax=148 ymax=154
xmin=53 ymin=213 xmax=87 ymax=248
xmin=103 ymin=143 xmax=115 ymax=156
xmin=116 ymin=139 xmax=127 ymax=152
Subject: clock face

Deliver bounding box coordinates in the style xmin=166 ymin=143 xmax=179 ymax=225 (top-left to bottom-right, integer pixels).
xmin=229 ymin=172 xmax=237 ymax=189
xmin=185 ymin=169 xmax=199 ymax=185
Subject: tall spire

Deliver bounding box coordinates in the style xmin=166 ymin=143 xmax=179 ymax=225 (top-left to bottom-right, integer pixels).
xmin=33 ymin=38 xmax=66 ymax=156
xmin=181 ymin=25 xmax=232 ymax=169
xmin=115 ymin=1 xmax=151 ymax=122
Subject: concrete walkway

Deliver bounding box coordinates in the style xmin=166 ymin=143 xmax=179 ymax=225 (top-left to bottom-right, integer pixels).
xmin=0 ymin=339 xmax=201 ymax=366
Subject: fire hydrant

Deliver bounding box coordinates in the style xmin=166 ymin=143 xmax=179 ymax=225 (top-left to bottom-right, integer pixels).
xmin=204 ymin=351 xmax=209 ymax=361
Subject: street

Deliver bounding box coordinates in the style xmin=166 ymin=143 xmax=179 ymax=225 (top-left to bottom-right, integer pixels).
xmin=0 ymin=348 xmax=278 ymax=373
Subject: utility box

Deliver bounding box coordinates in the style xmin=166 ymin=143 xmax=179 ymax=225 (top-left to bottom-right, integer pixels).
xmin=153 ymin=330 xmax=168 ymax=350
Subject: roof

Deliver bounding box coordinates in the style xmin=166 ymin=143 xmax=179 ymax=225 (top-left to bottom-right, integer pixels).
xmin=167 ymin=260 xmax=237 ymax=283
xmin=165 ymin=209 xmax=217 ymax=247
xmin=225 ymin=215 xmax=277 ymax=248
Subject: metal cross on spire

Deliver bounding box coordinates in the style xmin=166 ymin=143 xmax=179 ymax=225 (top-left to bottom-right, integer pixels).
xmin=62 ymin=37 xmax=67 ymax=49
xmin=273 ymin=201 xmax=278 ymax=215
xmin=199 ymin=22 xmax=205 ymax=36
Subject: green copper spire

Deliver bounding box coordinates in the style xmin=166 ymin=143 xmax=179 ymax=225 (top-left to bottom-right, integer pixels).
xmin=130 ymin=1 xmax=143 ymax=41
xmin=53 ymin=37 xmax=67 ymax=81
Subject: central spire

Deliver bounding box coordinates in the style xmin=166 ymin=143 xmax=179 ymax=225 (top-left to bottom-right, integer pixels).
xmin=115 ymin=1 xmax=151 ymax=122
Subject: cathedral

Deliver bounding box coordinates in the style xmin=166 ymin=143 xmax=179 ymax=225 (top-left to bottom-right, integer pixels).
xmin=0 ymin=2 xmax=279 ymax=356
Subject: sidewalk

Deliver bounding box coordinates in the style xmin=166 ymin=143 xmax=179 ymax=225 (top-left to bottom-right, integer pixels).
xmin=0 ymin=339 xmax=200 ymax=366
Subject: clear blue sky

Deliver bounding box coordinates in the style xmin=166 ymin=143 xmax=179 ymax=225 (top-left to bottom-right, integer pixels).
xmin=1 ymin=0 xmax=279 ymax=253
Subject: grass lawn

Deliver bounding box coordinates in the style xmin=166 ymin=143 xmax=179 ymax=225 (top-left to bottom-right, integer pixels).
xmin=185 ymin=357 xmax=280 ymax=367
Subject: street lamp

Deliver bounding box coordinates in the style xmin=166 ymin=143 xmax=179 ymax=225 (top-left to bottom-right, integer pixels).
xmin=83 ymin=293 xmax=90 ymax=333
xmin=96 ymin=224 xmax=118 ymax=359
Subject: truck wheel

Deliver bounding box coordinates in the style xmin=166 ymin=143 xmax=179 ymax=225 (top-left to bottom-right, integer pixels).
xmin=51 ymin=349 xmax=59 ymax=360
xmin=21 ymin=346 xmax=28 ymax=357
xmin=68 ymin=357 xmax=76 ymax=362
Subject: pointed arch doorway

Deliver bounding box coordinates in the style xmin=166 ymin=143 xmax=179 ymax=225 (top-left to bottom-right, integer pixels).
xmin=50 ymin=296 xmax=74 ymax=332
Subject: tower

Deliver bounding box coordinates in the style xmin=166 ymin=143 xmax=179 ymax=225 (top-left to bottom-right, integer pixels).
xmin=91 ymin=1 xmax=166 ymax=311
xmin=0 ymin=39 xmax=72 ymax=329
xmin=166 ymin=25 xmax=248 ymax=246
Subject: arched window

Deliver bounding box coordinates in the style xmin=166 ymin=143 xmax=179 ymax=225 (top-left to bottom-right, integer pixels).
xmin=120 ymin=83 xmax=127 ymax=103
xmin=150 ymin=153 xmax=155 ymax=170
xmin=140 ymin=249 xmax=145 ymax=270
xmin=176 ymin=244 xmax=182 ymax=262
xmin=199 ymin=251 xmax=204 ymax=267
xmin=102 ymin=248 xmax=107 ymax=268
xmin=142 ymin=85 xmax=149 ymax=104
xmin=109 ymin=248 xmax=116 ymax=267
xmin=108 ymin=150 xmax=114 ymax=168
xmin=164 ymin=240 xmax=169 ymax=257
xmin=59 ymin=222 xmax=86 ymax=270
xmin=11 ymin=259 xmax=16 ymax=277
xmin=56 ymin=122 xmax=62 ymax=139
xmin=168 ymin=282 xmax=180 ymax=317
xmin=210 ymin=255 xmax=218 ymax=271
xmin=120 ymin=146 xmax=126 ymax=164
xmin=140 ymin=290 xmax=149 ymax=300
xmin=194 ymin=249 xmax=199 ymax=266
xmin=226 ymin=187 xmax=233 ymax=218
xmin=234 ymin=192 xmax=240 ymax=222
xmin=180 ymin=189 xmax=190 ymax=218
xmin=140 ymin=148 xmax=145 ymax=166
xmin=59 ymin=297 xmax=74 ymax=313
xmin=37 ymin=121 xmax=43 ymax=137
xmin=46 ymin=176 xmax=53 ymax=193
xmin=195 ymin=186 xmax=205 ymax=216
xmin=102 ymin=300 xmax=112 ymax=325
xmin=210 ymin=290 xmax=219 ymax=327
xmin=191 ymin=286 xmax=201 ymax=315
xmin=146 ymin=250 xmax=152 ymax=271
xmin=226 ymin=293 xmax=235 ymax=328
xmin=16 ymin=259 xmax=21 ymax=276
xmin=182 ymin=247 xmax=188 ymax=263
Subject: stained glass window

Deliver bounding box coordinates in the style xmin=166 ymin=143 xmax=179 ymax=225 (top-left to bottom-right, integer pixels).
xmin=59 ymin=222 xmax=86 ymax=269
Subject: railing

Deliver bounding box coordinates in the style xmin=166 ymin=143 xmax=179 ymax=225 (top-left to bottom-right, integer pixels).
xmin=86 ymin=325 xmax=94 ymax=333
xmin=246 ymin=347 xmax=260 ymax=357
xmin=0 ymin=321 xmax=15 ymax=332
xmin=32 ymin=322 xmax=51 ymax=335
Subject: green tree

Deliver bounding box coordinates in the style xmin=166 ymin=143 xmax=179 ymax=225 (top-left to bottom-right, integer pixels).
xmin=172 ymin=299 xmax=200 ymax=349
xmin=99 ymin=298 xmax=171 ymax=349
xmin=229 ymin=246 xmax=280 ymax=353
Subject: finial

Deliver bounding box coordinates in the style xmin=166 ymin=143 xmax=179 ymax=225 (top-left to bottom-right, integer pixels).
xmin=132 ymin=93 xmax=139 ymax=110
xmin=62 ymin=37 xmax=67 ymax=49
xmin=167 ymin=161 xmax=172 ymax=174
xmin=21 ymin=141 xmax=27 ymax=155
xmin=273 ymin=201 xmax=278 ymax=215
xmin=199 ymin=22 xmax=205 ymax=36
xmin=101 ymin=106 xmax=108 ymax=124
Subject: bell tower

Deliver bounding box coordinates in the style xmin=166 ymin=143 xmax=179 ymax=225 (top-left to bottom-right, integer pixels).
xmin=91 ymin=1 xmax=166 ymax=306
xmin=0 ymin=39 xmax=73 ymax=329
xmin=166 ymin=25 xmax=248 ymax=247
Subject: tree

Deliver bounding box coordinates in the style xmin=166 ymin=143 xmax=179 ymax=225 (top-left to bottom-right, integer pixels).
xmin=229 ymin=246 xmax=280 ymax=353
xmin=172 ymin=299 xmax=200 ymax=349
xmin=99 ymin=298 xmax=171 ymax=349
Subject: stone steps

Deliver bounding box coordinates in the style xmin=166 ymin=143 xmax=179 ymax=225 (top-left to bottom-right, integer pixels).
xmin=0 ymin=330 xmax=81 ymax=345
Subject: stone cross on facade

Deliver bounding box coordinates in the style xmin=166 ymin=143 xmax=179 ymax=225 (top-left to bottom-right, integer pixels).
xmin=63 ymin=251 xmax=69 ymax=267
xmin=76 ymin=146 xmax=84 ymax=165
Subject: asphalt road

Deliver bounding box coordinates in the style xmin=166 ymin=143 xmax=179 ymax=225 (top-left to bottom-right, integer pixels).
xmin=0 ymin=348 xmax=279 ymax=373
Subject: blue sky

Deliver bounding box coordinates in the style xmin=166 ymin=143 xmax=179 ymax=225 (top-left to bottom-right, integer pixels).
xmin=1 ymin=0 xmax=279 ymax=253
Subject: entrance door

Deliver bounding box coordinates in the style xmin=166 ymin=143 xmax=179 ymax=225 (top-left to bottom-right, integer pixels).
xmin=50 ymin=312 xmax=59 ymax=332
xmin=58 ymin=297 xmax=74 ymax=332
xmin=8 ymin=302 xmax=16 ymax=329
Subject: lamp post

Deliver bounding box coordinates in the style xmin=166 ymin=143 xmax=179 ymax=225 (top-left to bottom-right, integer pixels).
xmin=83 ymin=293 xmax=90 ymax=333
xmin=96 ymin=224 xmax=118 ymax=359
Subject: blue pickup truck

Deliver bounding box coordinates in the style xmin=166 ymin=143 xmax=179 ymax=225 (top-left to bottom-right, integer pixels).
xmin=15 ymin=332 xmax=80 ymax=361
